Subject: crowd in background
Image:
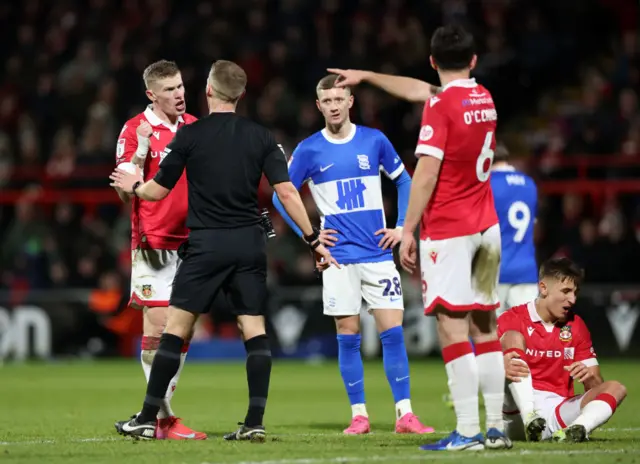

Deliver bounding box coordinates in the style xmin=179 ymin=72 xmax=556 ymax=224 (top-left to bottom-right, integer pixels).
xmin=1 ymin=0 xmax=639 ymax=296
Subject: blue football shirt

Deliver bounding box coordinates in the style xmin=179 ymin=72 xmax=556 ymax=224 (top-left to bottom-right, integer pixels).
xmin=287 ymin=125 xmax=406 ymax=265
xmin=491 ymin=165 xmax=538 ymax=284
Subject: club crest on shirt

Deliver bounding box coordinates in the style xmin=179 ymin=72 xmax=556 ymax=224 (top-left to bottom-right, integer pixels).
xmin=357 ymin=154 xmax=370 ymax=170
xmin=141 ymin=284 xmax=153 ymax=298
xmin=559 ymin=325 xmax=572 ymax=343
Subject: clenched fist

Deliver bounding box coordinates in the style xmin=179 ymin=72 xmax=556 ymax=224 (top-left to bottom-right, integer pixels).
xmin=137 ymin=120 xmax=153 ymax=138
xmin=133 ymin=119 xmax=152 ymax=164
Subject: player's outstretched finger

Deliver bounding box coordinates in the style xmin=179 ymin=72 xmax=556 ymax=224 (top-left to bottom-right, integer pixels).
xmin=327 ymin=69 xmax=347 ymax=84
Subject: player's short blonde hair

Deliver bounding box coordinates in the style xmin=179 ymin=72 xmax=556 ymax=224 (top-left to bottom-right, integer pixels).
xmin=208 ymin=60 xmax=247 ymax=103
xmin=316 ymin=75 xmax=351 ymax=97
xmin=142 ymin=60 xmax=181 ymax=89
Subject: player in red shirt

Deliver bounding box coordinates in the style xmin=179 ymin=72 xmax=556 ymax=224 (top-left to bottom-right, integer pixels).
xmin=330 ymin=25 xmax=507 ymax=451
xmin=498 ymin=258 xmax=627 ymax=442
xmin=113 ymin=60 xmax=205 ymax=440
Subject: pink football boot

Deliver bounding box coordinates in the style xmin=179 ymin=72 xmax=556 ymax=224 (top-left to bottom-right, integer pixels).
xmin=343 ymin=415 xmax=371 ymax=435
xmin=395 ymin=413 xmax=435 ymax=434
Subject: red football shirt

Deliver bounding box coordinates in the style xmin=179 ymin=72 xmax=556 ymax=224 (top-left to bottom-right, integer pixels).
xmin=415 ymin=78 xmax=499 ymax=240
xmin=116 ymin=106 xmax=197 ymax=250
xmin=497 ymin=301 xmax=599 ymax=398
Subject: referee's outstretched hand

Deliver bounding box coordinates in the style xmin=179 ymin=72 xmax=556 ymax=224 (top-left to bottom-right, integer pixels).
xmin=314 ymin=242 xmax=340 ymax=272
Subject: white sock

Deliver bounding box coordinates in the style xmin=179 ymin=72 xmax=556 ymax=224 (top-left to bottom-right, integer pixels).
xmin=444 ymin=350 xmax=480 ymax=437
xmin=141 ymin=345 xmax=188 ymax=419
xmin=159 ymin=352 xmax=188 ymax=419
xmin=476 ymin=349 xmax=506 ymax=431
xmin=507 ymin=359 xmax=535 ymax=423
xmin=141 ymin=349 xmax=153 ymax=382
xmin=352 ymin=403 xmax=368 ymax=418
xmin=572 ymin=399 xmax=614 ymax=434
xmin=396 ymin=399 xmax=412 ymax=420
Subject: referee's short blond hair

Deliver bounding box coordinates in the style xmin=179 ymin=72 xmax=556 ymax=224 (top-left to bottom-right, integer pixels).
xmin=208 ymin=60 xmax=247 ymax=103
xmin=142 ymin=60 xmax=180 ymax=89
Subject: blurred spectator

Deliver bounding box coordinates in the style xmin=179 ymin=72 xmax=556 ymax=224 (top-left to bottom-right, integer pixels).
xmin=0 ymin=0 xmax=637 ymax=289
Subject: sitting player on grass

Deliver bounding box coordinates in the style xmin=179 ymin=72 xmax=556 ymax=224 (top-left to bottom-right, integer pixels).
xmin=498 ymin=257 xmax=627 ymax=442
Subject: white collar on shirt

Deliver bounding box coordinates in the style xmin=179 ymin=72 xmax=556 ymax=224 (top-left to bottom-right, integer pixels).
xmin=528 ymin=300 xmax=557 ymax=332
xmin=442 ymin=78 xmax=477 ymax=91
xmin=144 ymin=106 xmax=184 ymax=133
xmin=527 ymin=301 xmax=542 ymax=322
xmin=321 ymin=123 xmax=357 ymax=144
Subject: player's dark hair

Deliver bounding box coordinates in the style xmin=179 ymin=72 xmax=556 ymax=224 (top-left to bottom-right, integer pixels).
xmin=539 ymin=258 xmax=584 ymax=287
xmin=316 ymin=74 xmax=351 ymax=96
xmin=208 ymin=60 xmax=247 ymax=103
xmin=143 ymin=60 xmax=180 ymax=89
xmin=494 ymin=143 xmax=509 ymax=162
xmin=430 ymin=24 xmax=475 ymax=71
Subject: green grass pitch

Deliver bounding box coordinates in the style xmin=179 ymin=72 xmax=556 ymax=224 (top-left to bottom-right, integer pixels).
xmin=0 ymin=359 xmax=638 ymax=463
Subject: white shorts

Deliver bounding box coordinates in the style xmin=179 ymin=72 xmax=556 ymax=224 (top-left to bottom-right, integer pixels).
xmin=323 ymin=261 xmax=405 ymax=316
xmin=503 ymin=388 xmax=584 ymax=440
xmin=497 ymin=283 xmax=538 ymax=315
xmin=129 ymin=249 xmax=180 ymax=309
xmin=419 ymin=224 xmax=501 ymax=314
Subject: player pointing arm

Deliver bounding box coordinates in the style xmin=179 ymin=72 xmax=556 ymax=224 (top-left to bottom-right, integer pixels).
xmin=336 ymin=25 xmax=509 ymax=452
xmin=327 ymin=68 xmax=440 ymax=103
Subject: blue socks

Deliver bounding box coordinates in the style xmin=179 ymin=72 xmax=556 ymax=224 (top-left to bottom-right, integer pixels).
xmin=380 ymin=326 xmax=411 ymax=403
xmin=338 ymin=327 xmax=412 ymax=420
xmin=337 ymin=334 xmax=365 ymax=406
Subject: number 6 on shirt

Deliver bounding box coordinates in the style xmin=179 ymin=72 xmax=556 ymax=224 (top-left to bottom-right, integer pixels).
xmin=476 ymin=131 xmax=495 ymax=182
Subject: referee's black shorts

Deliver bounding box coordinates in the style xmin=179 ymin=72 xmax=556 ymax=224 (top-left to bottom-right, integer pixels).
xmin=170 ymin=225 xmax=267 ymax=316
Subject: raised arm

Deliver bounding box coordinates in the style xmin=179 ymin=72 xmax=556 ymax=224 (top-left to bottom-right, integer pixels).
xmin=327 ymin=68 xmax=439 ymax=103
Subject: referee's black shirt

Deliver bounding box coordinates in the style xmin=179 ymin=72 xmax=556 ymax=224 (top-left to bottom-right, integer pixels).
xmin=153 ymin=112 xmax=290 ymax=230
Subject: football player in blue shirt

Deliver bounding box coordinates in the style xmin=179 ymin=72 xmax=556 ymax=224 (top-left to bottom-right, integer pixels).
xmin=490 ymin=144 xmax=539 ymax=314
xmin=273 ymin=75 xmax=434 ymax=436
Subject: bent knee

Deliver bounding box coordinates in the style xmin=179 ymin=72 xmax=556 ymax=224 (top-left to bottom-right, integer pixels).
xmin=143 ymin=306 xmax=168 ymax=338
xmin=604 ymin=380 xmax=627 ymax=403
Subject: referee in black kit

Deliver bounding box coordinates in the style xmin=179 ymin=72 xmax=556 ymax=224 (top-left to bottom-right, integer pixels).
xmin=110 ymin=60 xmax=338 ymax=442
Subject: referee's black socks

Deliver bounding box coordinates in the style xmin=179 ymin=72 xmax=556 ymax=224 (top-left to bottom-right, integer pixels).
xmin=138 ymin=333 xmax=184 ymax=423
xmin=244 ymin=334 xmax=272 ymax=427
